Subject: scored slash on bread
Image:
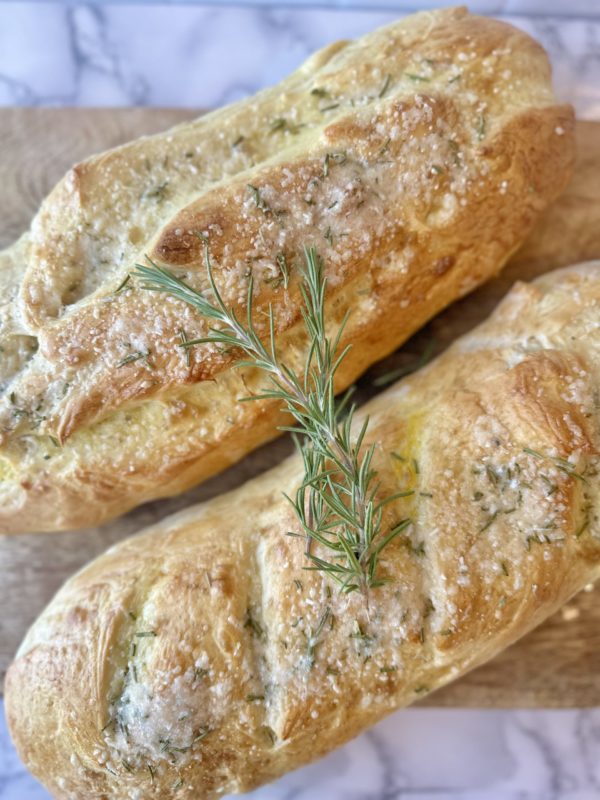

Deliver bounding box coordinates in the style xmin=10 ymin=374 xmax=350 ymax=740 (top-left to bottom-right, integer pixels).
xmin=0 ymin=7 xmax=574 ymax=533
xmin=6 ymin=261 xmax=600 ymax=799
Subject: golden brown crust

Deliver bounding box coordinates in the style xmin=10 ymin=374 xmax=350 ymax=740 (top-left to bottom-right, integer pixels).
xmin=0 ymin=8 xmax=575 ymax=533
xmin=6 ymin=262 xmax=600 ymax=799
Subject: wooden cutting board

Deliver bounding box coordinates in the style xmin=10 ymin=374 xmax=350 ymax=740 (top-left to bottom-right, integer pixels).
xmin=0 ymin=109 xmax=599 ymax=707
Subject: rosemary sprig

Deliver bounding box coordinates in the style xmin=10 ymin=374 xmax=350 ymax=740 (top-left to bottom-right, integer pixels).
xmin=134 ymin=244 xmax=407 ymax=594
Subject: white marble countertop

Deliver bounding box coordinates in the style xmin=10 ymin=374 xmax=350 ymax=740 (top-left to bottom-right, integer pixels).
xmin=0 ymin=2 xmax=599 ymax=117
xmin=1 ymin=2 xmax=599 ymax=799
xmin=2 ymin=703 xmax=600 ymax=800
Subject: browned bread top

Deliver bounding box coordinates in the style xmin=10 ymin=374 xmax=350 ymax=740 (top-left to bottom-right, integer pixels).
xmin=0 ymin=7 xmax=574 ymax=532
xmin=6 ymin=262 xmax=600 ymax=799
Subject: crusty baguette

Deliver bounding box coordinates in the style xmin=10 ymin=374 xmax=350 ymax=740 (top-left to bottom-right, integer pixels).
xmin=0 ymin=7 xmax=574 ymax=533
xmin=6 ymin=262 xmax=600 ymax=799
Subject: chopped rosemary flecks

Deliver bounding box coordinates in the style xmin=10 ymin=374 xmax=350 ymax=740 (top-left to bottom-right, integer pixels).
xmin=540 ymin=475 xmax=557 ymax=496
xmin=377 ymin=137 xmax=391 ymax=158
xmin=269 ymin=117 xmax=304 ymax=135
xmin=525 ymin=534 xmax=543 ymax=550
xmin=159 ymin=728 xmax=211 ymax=756
xmin=246 ymin=693 xmax=265 ymax=702
xmin=405 ymin=72 xmax=429 ymax=82
xmin=523 ymin=447 xmax=588 ymax=484
xmin=134 ymin=245 xmax=411 ymax=594
xmin=523 ymin=447 xmax=546 ymax=458
xmin=485 ymin=465 xmax=498 ymax=486
xmin=262 ymin=725 xmax=277 ymax=745
xmin=135 ymin=630 xmax=157 ymax=638
xmin=379 ymin=665 xmax=397 ymax=673
xmin=247 ymin=183 xmax=271 ymax=214
xmin=311 ymin=87 xmax=329 ymax=98
xmin=193 ymin=727 xmax=211 ymax=744
xmin=477 ymin=115 xmax=486 ymax=141
xmin=323 ymin=150 xmax=347 ymax=178
xmin=320 ymin=103 xmax=340 ymax=112
xmin=395 ymin=527 xmax=424 ymax=558
xmin=116 ymin=350 xmax=152 ymax=369
xmin=142 ymin=181 xmax=169 ymax=203
xmin=378 ymin=74 xmax=392 ymax=98
xmin=448 ymin=139 xmax=461 ymax=166
xmin=8 ymin=392 xmax=28 ymax=419
xmin=244 ymin=608 xmax=265 ymax=639
xmin=349 ymin=619 xmax=373 ymax=648
xmin=114 ymin=274 xmax=131 ymax=294
xmin=575 ymin=501 xmax=592 ymax=538
xmin=306 ymin=606 xmax=332 ymax=668
xmin=479 ymin=510 xmax=498 ymax=533
xmin=423 ymin=597 xmax=435 ymax=618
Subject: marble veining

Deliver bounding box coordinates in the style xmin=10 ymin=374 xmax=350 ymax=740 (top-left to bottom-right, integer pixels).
xmin=2 ymin=702 xmax=600 ymax=799
xmin=1 ymin=2 xmax=599 ymax=798
xmin=0 ymin=4 xmax=599 ymax=116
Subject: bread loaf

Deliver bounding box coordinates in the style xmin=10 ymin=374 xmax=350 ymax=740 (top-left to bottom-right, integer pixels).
xmin=6 ymin=262 xmax=600 ymax=799
xmin=0 ymin=7 xmax=574 ymax=533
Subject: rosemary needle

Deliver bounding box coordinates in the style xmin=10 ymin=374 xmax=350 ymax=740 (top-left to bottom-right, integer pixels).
xmin=373 ymin=339 xmax=436 ymax=387
xmin=134 ymin=244 xmax=409 ymax=594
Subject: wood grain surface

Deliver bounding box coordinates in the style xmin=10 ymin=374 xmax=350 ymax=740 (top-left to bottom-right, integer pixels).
xmin=0 ymin=109 xmax=599 ymax=707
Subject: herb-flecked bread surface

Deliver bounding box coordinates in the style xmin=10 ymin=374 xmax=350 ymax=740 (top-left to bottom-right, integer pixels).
xmin=6 ymin=262 xmax=600 ymax=798
xmin=0 ymin=7 xmax=574 ymax=532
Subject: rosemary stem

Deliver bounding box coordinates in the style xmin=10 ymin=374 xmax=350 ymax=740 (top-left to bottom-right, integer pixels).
xmin=134 ymin=243 xmax=402 ymax=594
